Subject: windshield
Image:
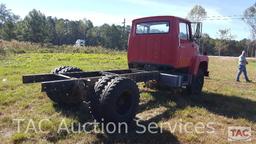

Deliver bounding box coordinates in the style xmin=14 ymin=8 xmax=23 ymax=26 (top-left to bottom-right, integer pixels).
xmin=136 ymin=21 xmax=170 ymax=34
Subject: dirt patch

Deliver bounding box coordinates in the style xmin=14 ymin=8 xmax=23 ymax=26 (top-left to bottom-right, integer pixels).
xmin=1 ymin=128 xmax=15 ymax=138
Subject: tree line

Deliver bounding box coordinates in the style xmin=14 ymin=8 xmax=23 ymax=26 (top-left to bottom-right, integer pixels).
xmin=201 ymin=33 xmax=255 ymax=56
xmin=1 ymin=3 xmax=256 ymax=56
xmin=0 ymin=4 xmax=129 ymax=49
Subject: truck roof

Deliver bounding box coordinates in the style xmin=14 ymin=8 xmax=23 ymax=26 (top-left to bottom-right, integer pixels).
xmin=132 ymin=16 xmax=190 ymax=23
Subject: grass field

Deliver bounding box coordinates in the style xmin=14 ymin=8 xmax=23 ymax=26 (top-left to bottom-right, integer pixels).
xmin=0 ymin=53 xmax=256 ymax=144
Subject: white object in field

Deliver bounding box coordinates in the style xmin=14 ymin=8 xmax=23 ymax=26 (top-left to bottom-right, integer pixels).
xmin=74 ymin=39 xmax=85 ymax=47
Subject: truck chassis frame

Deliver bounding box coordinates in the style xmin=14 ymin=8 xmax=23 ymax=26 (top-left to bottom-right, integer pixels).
xmin=23 ymin=69 xmax=185 ymax=92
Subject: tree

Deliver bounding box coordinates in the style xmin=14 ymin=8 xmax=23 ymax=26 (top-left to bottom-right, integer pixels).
xmin=1 ymin=21 xmax=15 ymax=40
xmin=46 ymin=16 xmax=57 ymax=44
xmin=217 ymin=29 xmax=233 ymax=40
xmin=83 ymin=19 xmax=93 ymax=39
xmin=0 ymin=4 xmax=19 ymax=25
xmin=95 ymin=24 xmax=123 ymax=49
xmin=216 ymin=29 xmax=233 ymax=56
xmin=66 ymin=20 xmax=79 ymax=44
xmin=201 ymin=33 xmax=217 ymax=55
xmin=99 ymin=24 xmax=113 ymax=48
xmin=0 ymin=3 xmax=19 ymax=40
xmin=22 ymin=9 xmax=48 ymax=43
xmin=187 ymin=5 xmax=207 ymax=22
xmin=108 ymin=25 xmax=122 ymax=49
xmin=55 ymin=19 xmax=66 ymax=45
xmin=15 ymin=21 xmax=26 ymax=41
xmin=86 ymin=26 xmax=100 ymax=46
xmin=243 ymin=3 xmax=256 ymax=39
xmin=249 ymin=40 xmax=256 ymax=57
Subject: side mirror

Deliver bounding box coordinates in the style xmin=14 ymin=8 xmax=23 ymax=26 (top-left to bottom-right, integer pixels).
xmin=191 ymin=22 xmax=202 ymax=39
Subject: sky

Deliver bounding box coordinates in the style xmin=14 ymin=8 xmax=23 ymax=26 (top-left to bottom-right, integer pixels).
xmin=1 ymin=0 xmax=255 ymax=40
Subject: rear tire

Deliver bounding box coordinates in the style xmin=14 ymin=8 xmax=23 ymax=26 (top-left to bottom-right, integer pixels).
xmin=99 ymin=77 xmax=139 ymax=123
xmin=89 ymin=75 xmax=117 ymax=121
xmin=51 ymin=66 xmax=82 ymax=74
xmin=46 ymin=66 xmax=83 ymax=105
xmin=51 ymin=66 xmax=68 ymax=74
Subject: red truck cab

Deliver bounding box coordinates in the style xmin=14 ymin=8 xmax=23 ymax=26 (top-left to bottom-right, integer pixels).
xmin=128 ymin=16 xmax=208 ymax=76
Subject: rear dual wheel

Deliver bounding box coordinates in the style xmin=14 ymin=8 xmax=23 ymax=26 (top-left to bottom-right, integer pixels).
xmin=89 ymin=75 xmax=117 ymax=121
xmin=90 ymin=76 xmax=139 ymax=123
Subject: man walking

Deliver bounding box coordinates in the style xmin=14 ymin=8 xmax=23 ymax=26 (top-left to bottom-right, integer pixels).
xmin=236 ymin=50 xmax=250 ymax=82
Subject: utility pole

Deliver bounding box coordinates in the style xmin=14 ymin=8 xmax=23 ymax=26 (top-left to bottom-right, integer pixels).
xmin=122 ymin=18 xmax=126 ymax=34
xmin=121 ymin=18 xmax=126 ymax=49
xmin=123 ymin=19 xmax=126 ymax=29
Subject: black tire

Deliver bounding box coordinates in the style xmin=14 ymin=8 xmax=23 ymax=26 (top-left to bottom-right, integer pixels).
xmin=99 ymin=77 xmax=139 ymax=123
xmin=46 ymin=66 xmax=83 ymax=105
xmin=89 ymin=75 xmax=117 ymax=121
xmin=51 ymin=66 xmax=68 ymax=74
xmin=94 ymin=75 xmax=118 ymax=96
xmin=186 ymin=68 xmax=204 ymax=96
xmin=51 ymin=66 xmax=82 ymax=74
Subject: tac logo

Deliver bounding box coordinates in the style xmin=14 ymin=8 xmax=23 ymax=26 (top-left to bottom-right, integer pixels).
xmin=228 ymin=126 xmax=251 ymax=141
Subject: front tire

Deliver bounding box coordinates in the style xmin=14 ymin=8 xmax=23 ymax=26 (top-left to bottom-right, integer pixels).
xmin=186 ymin=68 xmax=204 ymax=95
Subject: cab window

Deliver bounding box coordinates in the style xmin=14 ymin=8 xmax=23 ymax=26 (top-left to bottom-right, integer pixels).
xmin=179 ymin=23 xmax=189 ymax=40
xmin=136 ymin=21 xmax=170 ymax=34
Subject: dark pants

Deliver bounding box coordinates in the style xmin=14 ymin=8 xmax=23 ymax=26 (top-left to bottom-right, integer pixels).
xmin=236 ymin=65 xmax=249 ymax=81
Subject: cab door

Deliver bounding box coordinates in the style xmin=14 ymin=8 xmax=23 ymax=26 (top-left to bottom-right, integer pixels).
xmin=178 ymin=22 xmax=195 ymax=68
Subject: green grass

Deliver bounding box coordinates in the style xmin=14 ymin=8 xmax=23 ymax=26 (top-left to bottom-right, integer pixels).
xmin=0 ymin=53 xmax=256 ymax=144
xmin=11 ymin=133 xmax=30 ymax=144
